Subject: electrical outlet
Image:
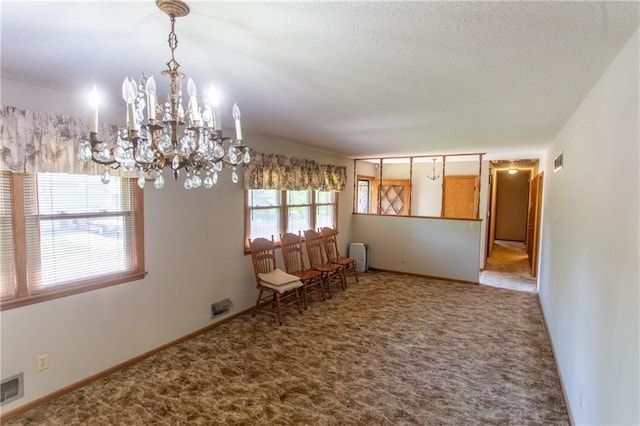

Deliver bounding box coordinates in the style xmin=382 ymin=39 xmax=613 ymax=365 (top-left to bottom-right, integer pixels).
xmin=36 ymin=354 xmax=48 ymax=372
xmin=401 ymin=256 xmax=407 ymax=263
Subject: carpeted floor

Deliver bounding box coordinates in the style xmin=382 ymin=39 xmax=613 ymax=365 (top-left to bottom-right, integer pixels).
xmin=480 ymin=240 xmax=537 ymax=293
xmin=7 ymin=271 xmax=568 ymax=425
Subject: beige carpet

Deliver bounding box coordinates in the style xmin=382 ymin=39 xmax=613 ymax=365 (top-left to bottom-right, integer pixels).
xmin=7 ymin=271 xmax=568 ymax=425
xmin=480 ymin=240 xmax=537 ymax=293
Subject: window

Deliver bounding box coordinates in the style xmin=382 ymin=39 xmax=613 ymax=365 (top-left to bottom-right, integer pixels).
xmin=1 ymin=172 xmax=145 ymax=310
xmin=356 ymin=178 xmax=371 ymax=213
xmin=245 ymin=189 xmax=338 ymax=249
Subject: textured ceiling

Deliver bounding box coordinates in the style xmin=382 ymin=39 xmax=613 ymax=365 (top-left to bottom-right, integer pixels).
xmin=1 ymin=1 xmax=638 ymax=158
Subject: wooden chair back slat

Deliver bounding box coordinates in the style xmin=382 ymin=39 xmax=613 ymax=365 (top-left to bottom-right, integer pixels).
xmin=320 ymin=227 xmax=339 ymax=262
xmin=249 ymin=237 xmax=277 ymax=276
xmin=280 ymin=232 xmax=306 ymax=274
xmin=303 ymin=229 xmax=326 ymax=268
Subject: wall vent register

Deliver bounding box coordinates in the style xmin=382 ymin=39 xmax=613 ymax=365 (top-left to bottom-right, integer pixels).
xmin=1 ymin=373 xmax=24 ymax=405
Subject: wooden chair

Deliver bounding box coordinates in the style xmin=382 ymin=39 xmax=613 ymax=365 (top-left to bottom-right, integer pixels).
xmin=303 ymin=229 xmax=346 ymax=297
xmin=280 ymin=232 xmax=326 ymax=309
xmin=249 ymin=236 xmax=303 ymax=325
xmin=320 ymin=226 xmax=359 ymax=285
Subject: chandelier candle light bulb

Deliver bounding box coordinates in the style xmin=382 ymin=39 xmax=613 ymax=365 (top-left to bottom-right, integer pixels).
xmin=80 ymin=0 xmax=251 ymax=190
xmin=123 ymin=77 xmax=137 ymax=131
xmin=209 ymin=83 xmax=221 ymax=131
xmin=89 ymin=86 xmax=100 ymax=133
xmin=187 ymin=78 xmax=200 ymax=124
xmin=146 ymin=76 xmax=157 ymax=121
xmin=233 ymin=103 xmax=242 ymax=140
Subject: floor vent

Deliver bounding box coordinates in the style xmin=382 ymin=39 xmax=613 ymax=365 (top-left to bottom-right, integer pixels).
xmin=211 ymin=298 xmax=232 ymax=318
xmin=1 ymin=373 xmax=24 ymax=405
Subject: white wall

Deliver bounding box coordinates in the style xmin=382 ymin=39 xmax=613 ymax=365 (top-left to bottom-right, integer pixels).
xmin=538 ymin=30 xmax=639 ymax=425
xmin=0 ymin=78 xmax=353 ymax=413
xmin=351 ymin=215 xmax=481 ymax=283
xmin=411 ymin=161 xmax=443 ymax=217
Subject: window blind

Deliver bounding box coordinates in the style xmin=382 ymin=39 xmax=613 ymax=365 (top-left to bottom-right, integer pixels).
xmin=0 ymin=172 xmax=16 ymax=300
xmin=24 ymin=173 xmax=137 ymax=293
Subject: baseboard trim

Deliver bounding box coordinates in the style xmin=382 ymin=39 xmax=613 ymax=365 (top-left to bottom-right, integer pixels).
xmin=0 ymin=306 xmax=254 ymax=424
xmin=370 ymin=267 xmax=479 ymax=285
xmin=537 ymin=295 xmax=575 ymax=426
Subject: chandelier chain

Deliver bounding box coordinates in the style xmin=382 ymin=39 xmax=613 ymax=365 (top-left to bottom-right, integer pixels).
xmin=166 ymin=16 xmax=180 ymax=73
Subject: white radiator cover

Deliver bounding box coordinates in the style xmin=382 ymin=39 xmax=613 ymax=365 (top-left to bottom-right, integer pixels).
xmin=349 ymin=243 xmax=369 ymax=272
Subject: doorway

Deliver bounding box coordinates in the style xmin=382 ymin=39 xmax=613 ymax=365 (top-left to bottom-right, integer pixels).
xmin=481 ymin=160 xmax=542 ymax=292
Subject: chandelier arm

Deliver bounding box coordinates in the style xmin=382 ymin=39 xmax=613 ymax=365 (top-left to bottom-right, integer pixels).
xmin=87 ymin=132 xmax=118 ymax=167
xmin=90 ymin=153 xmax=119 ymax=168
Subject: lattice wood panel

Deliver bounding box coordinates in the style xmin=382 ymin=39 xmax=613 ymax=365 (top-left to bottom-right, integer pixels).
xmin=380 ymin=184 xmax=405 ymax=215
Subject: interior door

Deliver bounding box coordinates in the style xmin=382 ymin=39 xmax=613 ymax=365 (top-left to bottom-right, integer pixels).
xmin=527 ymin=176 xmax=538 ymax=265
xmin=443 ymin=175 xmax=478 ymax=219
xmin=529 ymin=173 xmax=543 ymax=277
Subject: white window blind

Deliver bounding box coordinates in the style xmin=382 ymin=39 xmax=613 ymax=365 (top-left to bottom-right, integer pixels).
xmin=0 ymin=172 xmax=16 ymax=299
xmin=24 ymin=173 xmax=137 ymax=293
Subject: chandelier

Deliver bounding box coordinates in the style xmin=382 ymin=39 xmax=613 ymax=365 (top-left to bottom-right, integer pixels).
xmin=426 ymin=158 xmax=440 ymax=181
xmin=78 ymin=0 xmax=250 ymax=190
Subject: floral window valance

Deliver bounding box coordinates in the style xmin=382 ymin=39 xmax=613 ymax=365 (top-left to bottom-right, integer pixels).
xmin=0 ymin=105 xmax=132 ymax=177
xmin=244 ymin=151 xmax=347 ymax=192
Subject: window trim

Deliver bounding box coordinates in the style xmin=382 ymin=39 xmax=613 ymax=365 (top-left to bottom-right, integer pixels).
xmin=244 ymin=189 xmax=338 ymax=253
xmin=1 ymin=173 xmax=146 ymax=311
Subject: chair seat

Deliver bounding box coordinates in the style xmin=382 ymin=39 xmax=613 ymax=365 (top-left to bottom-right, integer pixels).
xmin=313 ymin=263 xmax=341 ymax=273
xmin=259 ymin=268 xmax=301 ymax=285
xmin=291 ymin=269 xmax=323 ymax=281
xmin=259 ymin=279 xmax=303 ymax=293
xmin=334 ymin=257 xmax=355 ymax=266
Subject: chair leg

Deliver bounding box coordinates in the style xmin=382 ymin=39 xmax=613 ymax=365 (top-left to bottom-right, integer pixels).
xmin=323 ymin=274 xmax=332 ymax=298
xmin=339 ymin=269 xmax=347 ymax=291
xmin=295 ymin=288 xmax=303 ymax=314
xmin=253 ymin=289 xmax=263 ymax=317
xmin=275 ymin=292 xmax=283 ymax=326
xmin=318 ymin=279 xmax=326 ymax=301
xmin=302 ymin=283 xmax=308 ymax=310
xmin=352 ymin=262 xmax=359 ymax=283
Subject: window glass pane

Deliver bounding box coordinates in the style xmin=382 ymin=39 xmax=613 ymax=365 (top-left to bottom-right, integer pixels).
xmin=0 ymin=172 xmax=15 ymax=299
xmin=411 ymin=156 xmax=443 ymax=217
xmin=25 ymin=174 xmax=137 ymax=293
xmin=287 ymin=190 xmax=311 ymax=205
xmin=36 ymin=173 xmax=126 ymax=214
xmin=249 ymin=208 xmax=280 ymax=241
xmin=356 ymin=180 xmax=370 ymax=213
xmin=248 ymin=189 xmax=280 ymax=207
xmin=316 ymin=191 xmax=334 ymax=204
xmin=316 ymin=205 xmax=334 ymax=229
xmin=380 ymin=158 xmax=410 ymax=216
xmin=287 ymin=206 xmax=311 ymax=234
xmin=34 ymin=216 xmax=132 ymax=287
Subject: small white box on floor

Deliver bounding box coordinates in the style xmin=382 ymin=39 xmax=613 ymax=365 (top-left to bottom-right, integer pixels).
xmin=349 ymin=243 xmax=368 ymax=272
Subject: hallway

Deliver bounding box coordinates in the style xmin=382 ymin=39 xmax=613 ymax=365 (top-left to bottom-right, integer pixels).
xmin=480 ymin=240 xmax=537 ymax=293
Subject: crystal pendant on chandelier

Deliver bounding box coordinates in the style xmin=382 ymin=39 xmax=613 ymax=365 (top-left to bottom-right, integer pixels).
xmin=79 ymin=0 xmax=251 ymax=190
